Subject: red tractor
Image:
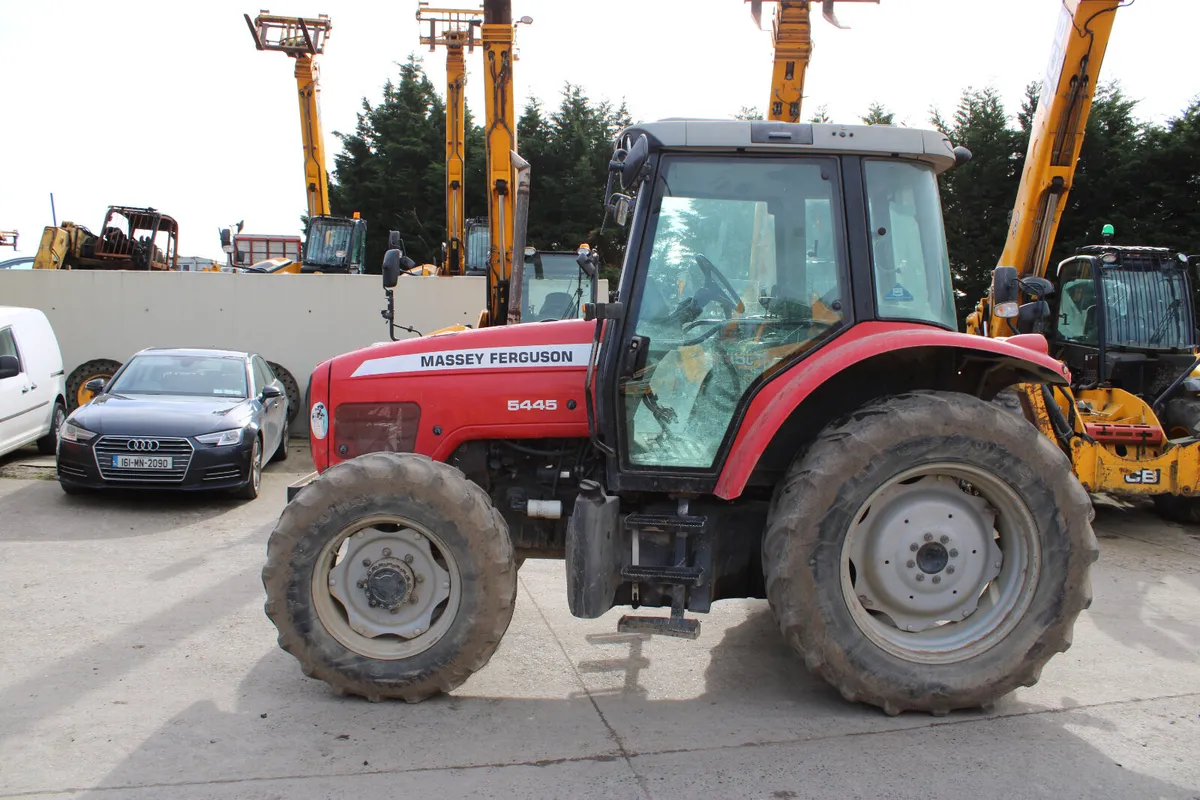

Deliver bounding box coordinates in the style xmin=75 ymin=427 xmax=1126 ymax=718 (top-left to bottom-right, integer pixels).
xmin=265 ymin=120 xmax=1098 ymax=715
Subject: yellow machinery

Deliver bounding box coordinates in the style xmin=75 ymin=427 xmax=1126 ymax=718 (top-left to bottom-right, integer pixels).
xmin=418 ymin=3 xmax=484 ymax=276
xmin=33 ymin=206 xmax=180 ymax=271
xmin=966 ymin=1 xmax=1200 ymax=521
xmin=246 ymin=11 xmax=369 ymax=274
xmin=747 ymin=0 xmax=878 ymax=123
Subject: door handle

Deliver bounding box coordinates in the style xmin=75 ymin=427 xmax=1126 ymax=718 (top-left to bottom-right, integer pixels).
xmin=29 ymin=383 xmax=37 ymax=390
xmin=21 ymin=386 xmax=29 ymax=394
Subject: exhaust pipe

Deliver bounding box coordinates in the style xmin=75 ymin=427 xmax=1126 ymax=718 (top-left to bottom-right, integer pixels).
xmin=507 ymin=150 xmax=532 ymax=325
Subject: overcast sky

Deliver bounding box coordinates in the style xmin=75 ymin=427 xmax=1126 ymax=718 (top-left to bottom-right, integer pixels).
xmin=1 ymin=0 xmax=1196 ymax=261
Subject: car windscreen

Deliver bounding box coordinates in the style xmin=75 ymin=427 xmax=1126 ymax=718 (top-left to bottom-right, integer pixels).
xmin=108 ymin=355 xmax=248 ymax=398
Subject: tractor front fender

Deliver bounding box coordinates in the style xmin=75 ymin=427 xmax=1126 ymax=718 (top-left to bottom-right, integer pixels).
xmin=713 ymin=322 xmax=1069 ymax=500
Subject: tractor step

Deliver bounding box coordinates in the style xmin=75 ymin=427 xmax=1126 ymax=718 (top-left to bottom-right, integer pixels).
xmin=623 ymin=513 xmax=706 ymax=532
xmin=617 ymin=614 xmax=701 ymax=639
xmin=620 ymin=564 xmax=704 ymax=586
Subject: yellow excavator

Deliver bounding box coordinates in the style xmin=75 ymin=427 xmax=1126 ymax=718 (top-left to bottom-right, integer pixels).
xmin=747 ymin=0 xmax=878 ymax=123
xmin=245 ymin=11 xmax=368 ymax=274
xmin=966 ymin=0 xmax=1200 ymax=522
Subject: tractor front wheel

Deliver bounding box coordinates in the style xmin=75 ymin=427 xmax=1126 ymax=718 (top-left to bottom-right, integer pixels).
xmin=263 ymin=452 xmax=517 ymax=701
xmin=763 ymin=391 xmax=1098 ymax=715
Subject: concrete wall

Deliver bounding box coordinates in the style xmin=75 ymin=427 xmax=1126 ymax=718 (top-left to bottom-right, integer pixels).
xmin=0 ymin=270 xmax=607 ymax=433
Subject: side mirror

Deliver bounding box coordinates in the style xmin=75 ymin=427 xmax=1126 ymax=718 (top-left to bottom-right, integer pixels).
xmin=0 ymin=354 xmax=19 ymax=380
xmin=1019 ymin=276 xmax=1055 ymax=300
xmin=84 ymin=377 xmax=106 ymax=394
xmin=992 ymin=266 xmax=1019 ymax=318
xmin=1016 ymin=300 xmax=1050 ymax=335
xmin=387 ymin=231 xmax=405 ymax=253
xmin=382 ymin=249 xmax=402 ymax=288
xmin=261 ymin=385 xmax=283 ymax=399
xmin=608 ymin=194 xmax=632 ymax=227
xmin=619 ymin=134 xmax=649 ymax=190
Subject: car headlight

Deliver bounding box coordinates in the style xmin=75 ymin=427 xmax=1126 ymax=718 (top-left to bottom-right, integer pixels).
xmin=60 ymin=421 xmax=96 ymax=443
xmin=196 ymin=428 xmax=245 ymax=446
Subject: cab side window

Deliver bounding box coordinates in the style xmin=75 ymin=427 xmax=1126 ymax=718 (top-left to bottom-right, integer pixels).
xmin=0 ymin=327 xmax=22 ymax=375
xmin=1055 ymin=260 xmax=1098 ymax=345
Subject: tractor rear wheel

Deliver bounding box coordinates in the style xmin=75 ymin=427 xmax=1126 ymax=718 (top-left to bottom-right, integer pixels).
xmin=763 ymin=391 xmax=1098 ymax=715
xmin=1150 ymin=494 xmax=1200 ymax=525
xmin=263 ymin=452 xmax=517 ymax=701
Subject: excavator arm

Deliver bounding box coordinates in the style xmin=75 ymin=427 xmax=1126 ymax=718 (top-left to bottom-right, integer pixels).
xmin=747 ymin=0 xmax=877 ymax=123
xmin=973 ymin=0 xmax=1122 ymax=336
xmin=418 ymin=4 xmax=484 ymax=277
xmin=246 ymin=11 xmax=334 ymax=219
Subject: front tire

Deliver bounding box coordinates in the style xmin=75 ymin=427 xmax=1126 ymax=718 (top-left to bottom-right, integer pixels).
xmin=263 ymin=452 xmax=516 ymax=702
xmin=763 ymin=391 xmax=1098 ymax=715
xmin=38 ymin=400 xmax=66 ymax=455
xmin=272 ymin=417 xmax=290 ymax=463
xmin=235 ymin=437 xmax=262 ymax=500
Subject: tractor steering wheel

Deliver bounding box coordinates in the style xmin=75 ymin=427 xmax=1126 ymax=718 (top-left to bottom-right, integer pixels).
xmin=666 ymin=253 xmax=745 ymax=324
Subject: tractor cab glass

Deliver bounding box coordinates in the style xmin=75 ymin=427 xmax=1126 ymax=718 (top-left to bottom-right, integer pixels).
xmin=622 ymin=155 xmax=848 ymax=469
xmin=304 ymin=217 xmax=365 ymax=273
xmin=864 ymin=160 xmax=956 ymax=329
xmin=521 ymin=252 xmax=590 ymax=321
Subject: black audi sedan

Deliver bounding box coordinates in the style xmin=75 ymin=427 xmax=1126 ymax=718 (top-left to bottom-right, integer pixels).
xmin=55 ymin=348 xmax=289 ymax=499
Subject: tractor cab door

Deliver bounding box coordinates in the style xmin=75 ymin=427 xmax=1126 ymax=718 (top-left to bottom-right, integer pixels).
xmin=600 ymin=153 xmax=851 ymax=488
xmin=350 ymin=220 xmax=368 ymax=274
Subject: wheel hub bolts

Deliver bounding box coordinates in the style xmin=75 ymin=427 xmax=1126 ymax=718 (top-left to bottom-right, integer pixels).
xmin=906 ymin=560 xmax=915 ymax=568
xmin=923 ymin=533 xmax=934 ymax=542
xmin=909 ymin=543 xmax=919 ymax=552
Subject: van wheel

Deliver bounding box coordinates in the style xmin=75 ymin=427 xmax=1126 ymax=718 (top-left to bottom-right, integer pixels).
xmin=66 ymin=359 xmax=122 ymax=410
xmin=38 ymin=400 xmax=67 ymax=455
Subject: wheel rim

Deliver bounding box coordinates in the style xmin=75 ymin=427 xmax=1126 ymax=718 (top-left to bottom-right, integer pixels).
xmin=840 ymin=463 xmax=1041 ymax=664
xmin=251 ymin=440 xmax=262 ymax=492
xmin=311 ymin=515 xmax=462 ymax=660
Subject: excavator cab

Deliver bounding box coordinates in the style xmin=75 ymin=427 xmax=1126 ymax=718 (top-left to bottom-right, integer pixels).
xmin=302 ymin=215 xmax=367 ymax=274
xmin=1039 ymin=239 xmax=1197 ymax=400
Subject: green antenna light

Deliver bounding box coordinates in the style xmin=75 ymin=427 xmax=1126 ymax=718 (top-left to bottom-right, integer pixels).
xmin=1101 ymin=223 xmax=1115 ymax=242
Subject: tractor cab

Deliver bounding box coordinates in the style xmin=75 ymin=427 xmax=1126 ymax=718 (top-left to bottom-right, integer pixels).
xmin=302 ymin=215 xmax=368 ymax=274
xmin=1041 ymin=237 xmax=1196 ymax=399
xmin=588 ymin=120 xmax=966 ymax=481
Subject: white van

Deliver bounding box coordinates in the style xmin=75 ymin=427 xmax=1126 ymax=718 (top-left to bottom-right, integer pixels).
xmin=0 ymin=307 xmax=68 ymax=458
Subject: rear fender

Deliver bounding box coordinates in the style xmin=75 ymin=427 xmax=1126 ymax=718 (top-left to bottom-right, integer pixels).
xmin=713 ymin=323 xmax=1069 ymax=500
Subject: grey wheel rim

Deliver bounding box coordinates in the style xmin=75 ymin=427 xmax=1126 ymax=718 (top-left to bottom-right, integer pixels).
xmin=53 ymin=406 xmax=66 ymax=441
xmin=840 ymin=463 xmax=1041 ymax=664
xmin=312 ymin=515 xmax=463 ymax=660
xmin=251 ymin=440 xmax=262 ymax=493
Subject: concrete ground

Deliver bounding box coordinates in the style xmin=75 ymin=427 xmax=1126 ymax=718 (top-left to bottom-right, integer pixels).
xmin=0 ymin=443 xmax=1197 ymax=799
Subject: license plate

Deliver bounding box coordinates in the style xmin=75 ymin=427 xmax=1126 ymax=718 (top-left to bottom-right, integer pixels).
xmin=112 ymin=455 xmax=173 ymax=470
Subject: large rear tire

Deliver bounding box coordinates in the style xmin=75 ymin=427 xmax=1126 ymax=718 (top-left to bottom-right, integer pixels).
xmin=763 ymin=391 xmax=1098 ymax=715
xmin=1151 ymin=493 xmax=1200 ymax=525
xmin=263 ymin=452 xmax=517 ymax=702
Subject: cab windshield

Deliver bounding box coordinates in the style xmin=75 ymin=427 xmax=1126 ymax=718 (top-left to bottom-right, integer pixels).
xmin=1102 ymin=266 xmax=1194 ymax=350
xmin=521 ymin=253 xmax=589 ymax=321
xmin=305 ymin=220 xmax=355 ymax=267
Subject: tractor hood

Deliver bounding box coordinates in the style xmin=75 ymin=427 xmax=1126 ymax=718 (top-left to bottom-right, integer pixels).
xmin=343 ymin=319 xmax=596 ymax=380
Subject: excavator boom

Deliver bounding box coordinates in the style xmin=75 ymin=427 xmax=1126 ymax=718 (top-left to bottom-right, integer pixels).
xmin=417 ymin=3 xmax=484 ymax=276
xmin=246 ymin=11 xmax=334 ymax=219
xmin=999 ymin=0 xmax=1121 ymax=280
xmin=747 ymin=0 xmax=877 ymax=123
xmin=481 ymin=0 xmax=518 ymax=325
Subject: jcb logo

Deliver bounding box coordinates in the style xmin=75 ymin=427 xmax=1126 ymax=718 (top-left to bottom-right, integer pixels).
xmin=1122 ymin=469 xmax=1160 ymax=485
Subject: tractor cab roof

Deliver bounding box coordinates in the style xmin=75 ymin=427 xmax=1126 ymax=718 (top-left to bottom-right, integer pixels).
xmin=620 ymin=119 xmax=959 ymax=172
